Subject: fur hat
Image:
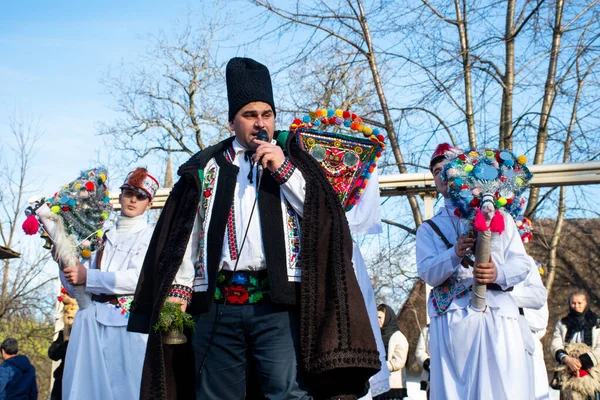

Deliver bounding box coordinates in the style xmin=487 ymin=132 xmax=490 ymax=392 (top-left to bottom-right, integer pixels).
xmin=430 ymin=143 xmax=461 ymax=171
xmin=120 ymin=167 xmax=159 ymax=200
xmin=226 ymin=57 xmax=275 ymax=122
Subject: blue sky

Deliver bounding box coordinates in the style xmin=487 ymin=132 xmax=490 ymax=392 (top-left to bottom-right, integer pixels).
xmin=0 ymin=1 xmax=199 ymax=197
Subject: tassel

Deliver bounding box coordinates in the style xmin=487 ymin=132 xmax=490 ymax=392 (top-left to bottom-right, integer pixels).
xmin=22 ymin=215 xmax=40 ymax=235
xmin=473 ymin=209 xmax=488 ymax=232
xmin=489 ymin=211 xmax=505 ymax=234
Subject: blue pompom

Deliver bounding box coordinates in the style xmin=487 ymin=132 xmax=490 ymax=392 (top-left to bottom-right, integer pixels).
xmin=302 ymin=115 xmax=311 ymax=123
xmin=327 ymin=109 xmax=335 ymax=117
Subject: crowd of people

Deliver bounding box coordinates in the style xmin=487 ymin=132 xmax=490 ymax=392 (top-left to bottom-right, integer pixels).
xmin=1 ymin=55 xmax=599 ymax=400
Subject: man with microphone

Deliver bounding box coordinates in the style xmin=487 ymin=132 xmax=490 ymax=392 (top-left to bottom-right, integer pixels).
xmin=128 ymin=57 xmax=380 ymax=400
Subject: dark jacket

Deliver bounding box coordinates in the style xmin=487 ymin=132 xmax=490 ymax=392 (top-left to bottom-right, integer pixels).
xmin=128 ymin=131 xmax=380 ymax=400
xmin=0 ymin=355 xmax=38 ymax=400
xmin=47 ymin=331 xmax=68 ymax=400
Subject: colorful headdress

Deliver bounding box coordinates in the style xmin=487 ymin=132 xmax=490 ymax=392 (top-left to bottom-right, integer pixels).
xmin=120 ymin=168 xmax=159 ymax=200
xmin=289 ymin=108 xmax=385 ymax=211
xmin=444 ymin=149 xmax=532 ymax=235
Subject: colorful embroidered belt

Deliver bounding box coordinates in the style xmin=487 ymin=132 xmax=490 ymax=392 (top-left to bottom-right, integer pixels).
xmin=214 ymin=269 xmax=270 ymax=305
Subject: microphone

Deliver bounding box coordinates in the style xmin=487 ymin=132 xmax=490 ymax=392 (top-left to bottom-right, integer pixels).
xmin=255 ymin=129 xmax=269 ymax=180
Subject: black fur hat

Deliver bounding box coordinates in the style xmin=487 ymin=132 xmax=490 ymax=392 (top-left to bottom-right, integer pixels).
xmin=226 ymin=57 xmax=276 ymax=122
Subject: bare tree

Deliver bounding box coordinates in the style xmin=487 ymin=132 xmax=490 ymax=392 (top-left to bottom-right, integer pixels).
xmin=250 ymin=0 xmax=425 ymax=228
xmin=99 ymin=16 xmax=230 ymax=160
xmin=0 ymin=112 xmax=55 ymax=321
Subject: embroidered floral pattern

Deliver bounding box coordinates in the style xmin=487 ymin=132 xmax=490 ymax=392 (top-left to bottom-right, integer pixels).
xmin=430 ymin=275 xmax=470 ymax=315
xmin=226 ymin=206 xmax=238 ymax=260
xmin=285 ymin=203 xmax=302 ymax=280
xmin=115 ymin=295 xmax=134 ymax=316
xmin=214 ymin=270 xmax=269 ymax=305
xmin=195 ymin=165 xmax=217 ymax=281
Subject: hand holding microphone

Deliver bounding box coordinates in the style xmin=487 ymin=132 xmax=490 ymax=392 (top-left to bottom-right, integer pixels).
xmin=253 ymin=129 xmax=285 ymax=173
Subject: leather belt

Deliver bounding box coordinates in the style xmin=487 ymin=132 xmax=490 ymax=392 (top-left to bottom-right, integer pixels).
xmin=91 ymin=294 xmax=119 ymax=305
xmin=486 ymin=283 xmax=513 ymax=292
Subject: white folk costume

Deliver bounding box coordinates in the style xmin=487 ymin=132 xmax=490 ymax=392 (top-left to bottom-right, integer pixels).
xmin=348 ymin=167 xmax=391 ymax=398
xmin=60 ymin=170 xmax=158 ymax=400
xmin=416 ymin=198 xmax=530 ymax=400
xmin=511 ymin=255 xmax=549 ymax=400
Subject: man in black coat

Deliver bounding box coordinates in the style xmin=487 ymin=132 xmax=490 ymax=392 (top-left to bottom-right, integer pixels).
xmin=128 ymin=57 xmax=380 ymax=400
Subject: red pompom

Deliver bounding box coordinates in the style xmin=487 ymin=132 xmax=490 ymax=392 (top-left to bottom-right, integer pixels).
xmin=500 ymin=176 xmax=507 ymax=182
xmin=321 ymin=118 xmax=328 ymax=125
xmin=61 ymin=206 xmax=70 ymax=212
xmin=61 ymin=287 xmax=68 ymax=294
xmin=470 ymin=198 xmax=480 ymax=208
xmin=376 ymin=152 xmax=382 ymax=157
xmin=377 ymin=134 xmax=385 ymax=142
xmin=458 ymin=154 xmax=467 ymax=161
xmin=506 ymin=198 xmax=513 ymax=204
xmin=57 ymin=296 xmax=64 ymax=302
xmin=293 ymin=118 xmax=301 ymax=125
xmin=22 ymin=215 xmax=39 ymax=235
xmin=454 ymin=208 xmax=461 ymax=217
xmin=473 ymin=209 xmax=488 ymax=232
xmin=489 ymin=211 xmax=505 ymax=234
xmin=328 ymin=117 xmax=337 ymax=124
xmin=85 ymin=181 xmax=95 ymax=191
xmin=342 ymin=110 xmax=351 ymax=119
xmin=351 ymin=113 xmax=357 ymax=120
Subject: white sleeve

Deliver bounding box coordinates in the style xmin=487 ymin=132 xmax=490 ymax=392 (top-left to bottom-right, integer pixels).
xmin=279 ymin=167 xmax=305 ymax=217
xmin=511 ymin=256 xmax=547 ymax=310
xmin=416 ymin=223 xmax=463 ymax=287
xmin=415 ymin=327 xmax=430 ymax=367
xmin=493 ymin=213 xmax=531 ymax=290
xmin=85 ymin=231 xmax=152 ymax=295
xmin=172 ymin=213 xmax=198 ymax=289
xmin=346 ymin=167 xmax=383 ymax=235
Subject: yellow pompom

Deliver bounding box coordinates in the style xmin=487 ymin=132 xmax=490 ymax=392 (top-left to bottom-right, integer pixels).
xmin=51 ymin=205 xmax=61 ymax=214
xmin=335 ymin=109 xmax=343 ymax=117
xmin=485 ymin=150 xmax=495 ymax=158
xmin=97 ymin=230 xmax=103 ymax=238
xmin=75 ymin=183 xmax=81 ymax=189
xmin=105 ymin=190 xmax=110 ymax=196
xmin=101 ymin=212 xmax=108 ymax=220
xmin=99 ymin=173 xmax=106 ymax=182
xmin=358 ymin=125 xmax=365 ymax=133
xmin=363 ymin=126 xmax=372 ymax=135
xmin=515 ymin=177 xmax=523 ymax=185
xmin=321 ymin=109 xmax=328 ymax=117
xmin=517 ymin=155 xmax=527 ymax=165
xmin=464 ymin=164 xmax=474 ymax=172
xmin=539 ymin=267 xmax=544 ymax=275
xmin=81 ymin=248 xmax=92 ymax=258
xmin=497 ymin=197 xmax=507 ymax=206
xmin=469 ymin=151 xmax=479 ymax=158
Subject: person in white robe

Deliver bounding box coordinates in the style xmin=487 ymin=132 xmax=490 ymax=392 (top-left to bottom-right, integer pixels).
xmin=58 ymin=168 xmax=158 ymax=400
xmin=511 ymin=255 xmax=550 ymax=400
xmin=416 ymin=143 xmax=531 ymax=400
xmin=347 ymin=167 xmax=392 ymax=398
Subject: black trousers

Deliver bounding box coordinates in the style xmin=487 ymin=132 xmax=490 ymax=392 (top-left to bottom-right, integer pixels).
xmin=192 ymin=303 xmax=311 ymax=400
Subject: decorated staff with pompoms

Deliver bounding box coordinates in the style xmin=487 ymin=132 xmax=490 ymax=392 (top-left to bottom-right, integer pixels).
xmin=416 ymin=143 xmax=532 ymax=399
xmin=23 ymin=168 xmax=112 ymax=308
xmin=443 ymin=148 xmax=533 ymax=310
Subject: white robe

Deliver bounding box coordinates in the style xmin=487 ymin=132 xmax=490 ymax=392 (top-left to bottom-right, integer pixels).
xmin=416 ymin=203 xmax=530 ymax=399
xmin=60 ymin=216 xmax=153 ymax=400
xmin=511 ymin=256 xmax=549 ymax=400
xmin=347 ymin=168 xmax=391 ymax=398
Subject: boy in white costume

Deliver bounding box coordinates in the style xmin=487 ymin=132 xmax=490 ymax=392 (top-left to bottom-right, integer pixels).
xmin=58 ymin=168 xmax=158 ymax=400
xmin=416 ymin=144 xmax=531 ymax=399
